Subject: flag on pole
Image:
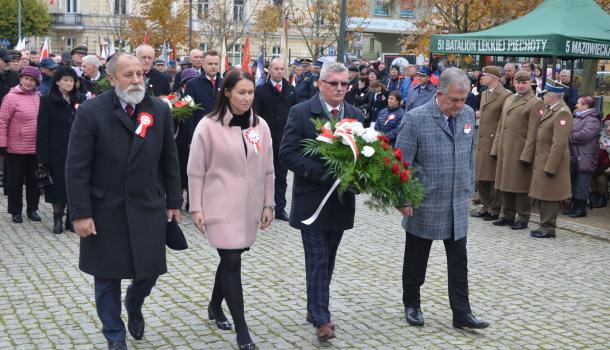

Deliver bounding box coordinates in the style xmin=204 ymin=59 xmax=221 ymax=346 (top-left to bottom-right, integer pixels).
xmin=108 ymin=40 xmax=116 ymax=57
xmin=95 ymin=41 xmax=101 ymax=58
xmin=170 ymin=44 xmax=176 ymax=60
xmin=255 ymin=47 xmax=265 ymax=86
xmin=242 ymin=37 xmax=250 ymax=71
xmin=143 ymin=31 xmax=149 ymax=44
xmin=160 ymin=41 xmax=168 ymax=63
xmin=39 ymin=38 xmax=49 ymax=60
xmin=15 ymin=38 xmax=25 ymax=50
xmin=49 ymin=0 xmax=56 ymax=5
xmin=220 ymin=36 xmax=227 ymax=75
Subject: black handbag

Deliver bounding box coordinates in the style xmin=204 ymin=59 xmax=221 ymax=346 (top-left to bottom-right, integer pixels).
xmin=166 ymin=218 xmax=188 ymax=250
xmin=36 ymin=164 xmax=53 ymax=189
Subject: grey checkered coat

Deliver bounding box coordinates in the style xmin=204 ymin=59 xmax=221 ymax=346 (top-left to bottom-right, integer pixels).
xmin=395 ymin=98 xmax=476 ymax=241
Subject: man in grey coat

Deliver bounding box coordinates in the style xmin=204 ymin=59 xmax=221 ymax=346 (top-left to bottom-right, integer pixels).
xmin=395 ymin=67 xmax=489 ymax=330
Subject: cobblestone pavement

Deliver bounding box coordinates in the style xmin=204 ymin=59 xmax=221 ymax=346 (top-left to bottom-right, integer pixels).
xmin=1 ymin=181 xmax=609 ymax=350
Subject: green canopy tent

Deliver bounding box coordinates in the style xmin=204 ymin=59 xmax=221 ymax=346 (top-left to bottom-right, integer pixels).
xmin=429 ymin=0 xmax=610 ymax=59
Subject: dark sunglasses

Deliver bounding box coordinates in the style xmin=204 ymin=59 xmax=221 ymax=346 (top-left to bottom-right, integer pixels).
xmin=322 ymin=80 xmax=350 ymax=87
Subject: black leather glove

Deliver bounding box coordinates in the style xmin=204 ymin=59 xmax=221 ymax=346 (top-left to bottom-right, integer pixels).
xmin=318 ymin=169 xmax=334 ymax=187
xmin=520 ymin=160 xmax=531 ymax=167
xmin=347 ymin=185 xmax=361 ymax=195
xmin=544 ymin=171 xmax=555 ymax=178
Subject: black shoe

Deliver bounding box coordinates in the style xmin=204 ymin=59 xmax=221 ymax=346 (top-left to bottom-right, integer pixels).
xmin=208 ymin=305 xmax=232 ymax=330
xmin=482 ymin=213 xmax=499 ymax=221
xmin=107 ymin=340 xmax=128 ymax=350
xmin=275 ymin=210 xmax=289 ymax=221
xmin=11 ymin=214 xmax=22 ymax=223
xmin=531 ymin=230 xmax=556 ymax=238
xmin=306 ymin=312 xmax=313 ymax=324
xmin=492 ymin=218 xmax=514 ymax=226
xmin=470 ymin=210 xmax=489 ymax=218
xmin=404 ymin=307 xmax=424 ymax=326
xmin=125 ymin=301 xmax=145 ymax=340
xmin=510 ymin=221 xmax=528 ymax=230
xmin=569 ymin=199 xmax=587 ymax=217
xmin=52 ymin=215 xmax=64 ymax=234
xmin=453 ymin=313 xmax=489 ymax=329
xmin=238 ymin=343 xmax=256 ymax=350
xmin=27 ymin=210 xmax=41 ymax=221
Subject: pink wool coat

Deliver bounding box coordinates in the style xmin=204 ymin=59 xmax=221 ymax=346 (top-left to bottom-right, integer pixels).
xmin=0 ymin=86 xmax=40 ymax=154
xmin=187 ymin=110 xmax=274 ymax=249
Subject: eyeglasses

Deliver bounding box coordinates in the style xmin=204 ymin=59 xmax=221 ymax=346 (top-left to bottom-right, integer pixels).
xmin=322 ymin=80 xmax=350 ymax=87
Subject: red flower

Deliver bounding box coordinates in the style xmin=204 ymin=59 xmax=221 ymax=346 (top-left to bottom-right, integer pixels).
xmin=383 ymin=156 xmax=391 ymax=166
xmin=174 ymin=100 xmax=188 ymax=108
xmin=392 ymin=163 xmax=401 ymax=174
xmin=167 ymin=94 xmax=177 ymax=101
xmin=381 ymin=142 xmax=390 ymax=150
xmin=400 ymin=170 xmax=409 ymax=182
xmin=393 ymin=148 xmax=403 ymax=161
xmin=402 ymin=160 xmax=410 ymax=170
xmin=377 ymin=135 xmax=390 ymax=143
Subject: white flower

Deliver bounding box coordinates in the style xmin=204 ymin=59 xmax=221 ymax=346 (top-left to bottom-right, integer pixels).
xmin=350 ymin=123 xmax=366 ymax=136
xmin=361 ymin=128 xmax=380 ymax=143
xmin=189 ymin=100 xmax=195 ymax=107
xmin=362 ymin=145 xmax=375 ymax=158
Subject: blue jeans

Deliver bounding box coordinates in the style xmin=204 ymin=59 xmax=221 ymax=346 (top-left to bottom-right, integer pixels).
xmin=94 ymin=276 xmax=158 ymax=341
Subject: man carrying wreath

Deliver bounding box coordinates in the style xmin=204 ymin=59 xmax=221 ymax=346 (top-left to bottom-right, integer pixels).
xmin=65 ymin=53 xmax=182 ymax=350
xmin=279 ymin=61 xmax=363 ymax=343
xmin=395 ymin=67 xmax=489 ymax=330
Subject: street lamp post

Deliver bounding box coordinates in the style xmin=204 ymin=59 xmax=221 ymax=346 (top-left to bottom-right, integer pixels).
xmin=18 ymin=0 xmax=22 ymax=46
xmin=189 ymin=0 xmax=193 ymax=50
xmin=337 ymin=0 xmax=347 ymax=63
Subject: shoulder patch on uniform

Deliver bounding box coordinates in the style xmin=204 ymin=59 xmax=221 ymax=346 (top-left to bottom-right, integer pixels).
xmin=559 ymin=119 xmax=567 ymax=126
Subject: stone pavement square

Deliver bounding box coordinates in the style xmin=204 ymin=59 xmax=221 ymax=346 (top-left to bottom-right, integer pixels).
xmin=0 ymin=180 xmax=609 ymax=349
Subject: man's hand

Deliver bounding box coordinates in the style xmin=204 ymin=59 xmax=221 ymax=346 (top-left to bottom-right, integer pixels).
xmin=397 ymin=206 xmax=414 ymax=217
xmin=191 ymin=211 xmax=206 ymax=236
xmin=260 ymin=207 xmax=273 ymax=230
xmin=73 ymin=218 xmax=97 ymax=237
xmin=167 ymin=208 xmax=181 ymax=223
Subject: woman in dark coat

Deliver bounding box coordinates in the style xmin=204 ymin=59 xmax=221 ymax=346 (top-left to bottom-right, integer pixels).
xmin=565 ymin=95 xmax=601 ymax=217
xmin=374 ymin=91 xmax=405 ymax=146
xmin=366 ymin=80 xmax=388 ymax=128
xmin=36 ymin=67 xmax=85 ymax=233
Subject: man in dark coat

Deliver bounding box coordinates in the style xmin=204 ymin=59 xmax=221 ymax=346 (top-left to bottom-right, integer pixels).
xmin=184 ymin=50 xmax=222 ymax=139
xmin=279 ymin=61 xmax=363 ymax=343
xmin=253 ymin=58 xmax=297 ymax=221
xmin=559 ymin=69 xmax=579 ymax=112
xmin=135 ymin=44 xmax=170 ymax=97
xmin=65 ymin=53 xmax=182 ymax=350
xmin=295 ymin=59 xmax=315 ymax=102
xmin=171 ymin=48 xmax=203 ymax=92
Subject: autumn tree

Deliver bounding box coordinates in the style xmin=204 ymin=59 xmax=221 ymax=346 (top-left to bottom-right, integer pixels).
xmin=126 ymin=0 xmax=194 ymax=53
xmin=253 ymin=3 xmax=282 ymax=57
xmin=0 ymin=0 xmax=51 ymax=47
xmin=288 ymin=0 xmax=368 ymax=59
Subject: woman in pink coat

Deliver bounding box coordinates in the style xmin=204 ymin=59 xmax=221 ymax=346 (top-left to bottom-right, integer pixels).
xmin=187 ymin=69 xmax=274 ymax=350
xmin=0 ymin=66 xmax=42 ymax=223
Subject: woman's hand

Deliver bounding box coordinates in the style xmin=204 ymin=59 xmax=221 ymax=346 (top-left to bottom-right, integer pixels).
xmin=191 ymin=211 xmax=206 ymax=235
xmin=260 ymin=207 xmax=273 ymax=230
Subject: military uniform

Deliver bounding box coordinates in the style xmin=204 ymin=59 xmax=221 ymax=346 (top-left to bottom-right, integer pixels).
xmin=296 ymin=71 xmax=315 ymax=102
xmin=474 ymin=66 xmax=512 ymax=219
xmin=529 ymin=100 xmax=573 ymax=237
xmin=491 ymin=78 xmax=543 ymax=227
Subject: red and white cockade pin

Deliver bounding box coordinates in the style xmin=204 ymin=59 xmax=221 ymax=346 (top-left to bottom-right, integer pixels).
xmin=245 ymin=128 xmax=262 ymax=155
xmin=464 ymin=121 xmax=472 ymax=134
xmin=74 ymin=103 xmax=80 ymax=110
xmin=539 ymin=108 xmax=545 ymax=117
xmin=135 ymin=112 xmax=154 ymax=138
xmin=385 ymin=114 xmax=396 ymax=125
xmin=559 ymin=119 xmax=567 ymax=126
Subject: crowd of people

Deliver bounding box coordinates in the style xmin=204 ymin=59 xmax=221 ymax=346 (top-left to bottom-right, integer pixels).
xmin=0 ymin=42 xmax=609 ymax=350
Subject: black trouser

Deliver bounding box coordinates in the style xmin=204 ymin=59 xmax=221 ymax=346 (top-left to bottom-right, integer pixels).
xmin=402 ymin=231 xmax=471 ymax=316
xmin=273 ymin=146 xmax=288 ymax=212
xmin=6 ymin=153 xmax=39 ymax=215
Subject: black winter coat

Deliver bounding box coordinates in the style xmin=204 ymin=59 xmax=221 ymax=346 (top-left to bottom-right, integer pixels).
xmin=253 ymin=79 xmax=297 ymax=153
xmin=279 ymin=93 xmax=363 ymax=231
xmin=65 ymin=89 xmax=182 ymax=279
xmin=145 ymin=68 xmax=171 ymax=97
xmin=36 ymin=93 xmax=86 ymax=204
xmin=0 ymin=70 xmax=19 ymax=102
xmin=184 ymin=73 xmax=222 ymax=142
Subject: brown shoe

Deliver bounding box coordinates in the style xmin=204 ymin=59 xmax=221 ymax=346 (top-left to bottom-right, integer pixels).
xmin=316 ymin=323 xmax=336 ymax=342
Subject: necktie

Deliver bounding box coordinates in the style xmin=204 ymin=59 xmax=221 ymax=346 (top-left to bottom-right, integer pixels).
xmin=330 ymin=109 xmax=339 ymax=119
xmin=275 ymin=83 xmax=281 ymax=92
xmin=447 ymin=116 xmax=455 ymax=135
xmin=125 ymin=104 xmax=134 ymax=118
xmin=210 ymin=78 xmax=216 ymax=89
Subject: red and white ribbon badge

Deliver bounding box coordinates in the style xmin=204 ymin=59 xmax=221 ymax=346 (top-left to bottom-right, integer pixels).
xmin=539 ymin=109 xmax=544 ymax=117
xmin=245 ymin=128 xmax=262 ymax=155
xmin=135 ymin=112 xmax=154 ymax=138
xmin=316 ymin=122 xmax=336 ymax=144
xmin=464 ymin=121 xmax=472 ymax=134
xmin=385 ymin=114 xmax=396 ymax=125
xmin=559 ymin=119 xmax=566 ymax=126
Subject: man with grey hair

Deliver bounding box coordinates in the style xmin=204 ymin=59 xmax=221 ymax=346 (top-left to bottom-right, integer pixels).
xmin=172 ymin=48 xmax=203 ymax=92
xmin=503 ymin=63 xmax=516 ymax=92
xmin=66 ymin=52 xmax=182 ymax=350
xmin=395 ymin=67 xmax=489 ymax=330
xmin=81 ymin=54 xmax=106 ymax=96
xmin=280 ymin=61 xmax=364 ymax=343
xmin=558 ymin=69 xmax=579 ymax=111
xmin=135 ymin=44 xmax=170 ymax=96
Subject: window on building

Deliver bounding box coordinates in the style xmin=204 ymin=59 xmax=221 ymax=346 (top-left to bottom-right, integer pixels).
xmin=198 ymin=0 xmax=209 ymax=19
xmin=233 ymin=0 xmax=245 ymax=22
xmin=400 ymin=0 xmax=415 ymax=17
xmin=199 ymin=43 xmax=208 ymax=52
xmin=373 ymin=0 xmax=391 ymax=17
xmin=271 ymin=46 xmax=281 ymax=59
xmin=231 ymin=44 xmax=244 ymax=66
xmin=369 ymin=38 xmax=375 ymax=52
xmin=66 ymin=0 xmax=78 ymax=13
xmin=66 ymin=37 xmax=76 ymax=47
xmin=114 ymin=0 xmax=127 ymax=15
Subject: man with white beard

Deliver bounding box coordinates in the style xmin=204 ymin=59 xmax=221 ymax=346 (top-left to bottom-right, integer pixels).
xmin=65 ymin=53 xmax=182 ymax=350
